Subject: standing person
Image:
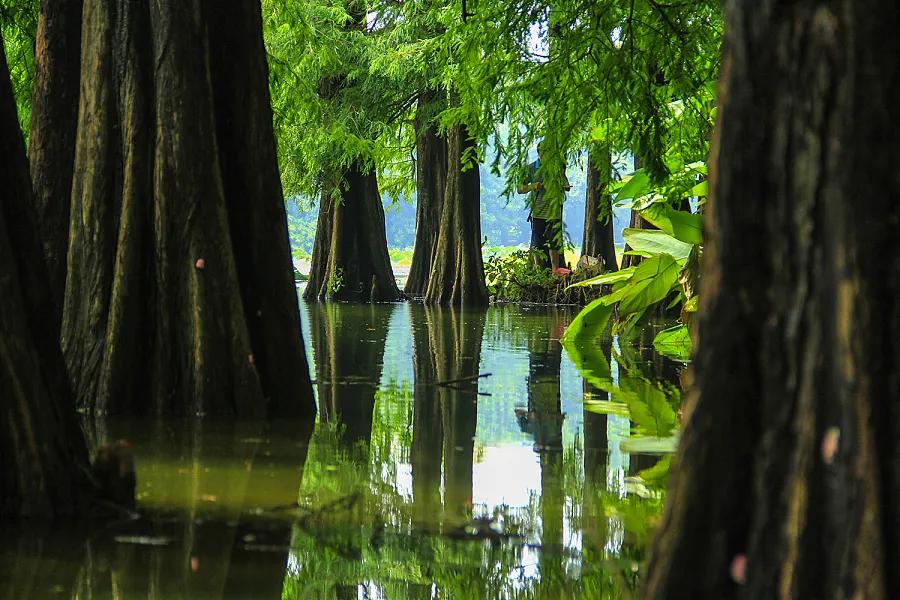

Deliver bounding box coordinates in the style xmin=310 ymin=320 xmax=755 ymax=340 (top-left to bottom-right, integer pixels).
xmin=518 ymin=141 xmax=571 ymax=271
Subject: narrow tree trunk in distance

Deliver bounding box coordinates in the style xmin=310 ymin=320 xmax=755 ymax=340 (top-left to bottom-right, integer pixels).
xmin=424 ymin=125 xmax=488 ymax=306
xmin=28 ymin=0 xmax=82 ymax=317
xmin=0 ymin=35 xmax=89 ymax=518
xmin=405 ymin=94 xmax=448 ymax=297
xmin=303 ymin=162 xmax=401 ymax=302
xmin=62 ymin=0 xmax=315 ymax=418
xmin=647 ymin=2 xmax=900 ymax=597
xmin=581 ymin=145 xmax=618 ymax=271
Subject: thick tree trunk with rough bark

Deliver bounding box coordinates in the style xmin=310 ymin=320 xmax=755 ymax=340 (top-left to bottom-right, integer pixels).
xmin=28 ymin=0 xmax=82 ymax=316
xmin=405 ymin=95 xmax=448 ymax=297
xmin=303 ymin=162 xmax=401 ymax=302
xmin=582 ymin=146 xmax=618 ymax=271
xmin=424 ymin=125 xmax=488 ymax=306
xmin=0 ymin=35 xmax=89 ymax=518
xmin=646 ymin=2 xmax=900 ymax=598
xmin=61 ymin=0 xmax=314 ymax=418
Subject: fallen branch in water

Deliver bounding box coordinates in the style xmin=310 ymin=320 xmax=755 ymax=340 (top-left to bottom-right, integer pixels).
xmin=436 ymin=372 xmax=492 ymax=388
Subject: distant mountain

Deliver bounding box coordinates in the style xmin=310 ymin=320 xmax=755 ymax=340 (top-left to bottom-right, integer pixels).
xmin=287 ymin=161 xmax=630 ymax=255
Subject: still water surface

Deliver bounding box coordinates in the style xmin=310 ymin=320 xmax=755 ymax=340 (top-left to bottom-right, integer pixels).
xmin=0 ymin=300 xmax=681 ymax=599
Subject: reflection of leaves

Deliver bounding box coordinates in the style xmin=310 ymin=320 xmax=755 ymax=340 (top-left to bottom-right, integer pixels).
xmin=653 ymin=325 xmax=692 ymax=362
xmin=617 ymin=378 xmax=677 ymax=437
xmin=562 ymin=337 xmax=611 ymax=387
xmin=620 ymin=436 xmax=678 ymax=454
xmin=636 ymin=456 xmax=672 ymax=489
xmin=560 ymin=300 xmax=613 ymax=344
xmin=583 ymin=400 xmax=629 ymax=418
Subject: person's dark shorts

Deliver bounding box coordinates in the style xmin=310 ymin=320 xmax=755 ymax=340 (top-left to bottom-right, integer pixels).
xmin=530 ymin=217 xmax=563 ymax=252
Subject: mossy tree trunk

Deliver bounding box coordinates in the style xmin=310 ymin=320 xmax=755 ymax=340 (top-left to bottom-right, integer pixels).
xmin=303 ymin=162 xmax=401 ymax=302
xmin=647 ymin=2 xmax=900 ymax=597
xmin=0 ymin=34 xmax=89 ymax=518
xmin=424 ymin=125 xmax=488 ymax=306
xmin=61 ymin=0 xmax=314 ymax=418
xmin=582 ymin=145 xmax=618 ymax=271
xmin=28 ymin=0 xmax=82 ymax=317
xmin=405 ymin=94 xmax=448 ymax=298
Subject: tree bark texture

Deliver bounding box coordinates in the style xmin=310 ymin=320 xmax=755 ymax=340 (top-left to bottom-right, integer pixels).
xmin=404 ymin=95 xmax=448 ymax=297
xmin=646 ymin=3 xmax=900 ymax=598
xmin=424 ymin=125 xmax=488 ymax=306
xmin=28 ymin=0 xmax=82 ymax=317
xmin=0 ymin=34 xmax=89 ymax=518
xmin=61 ymin=0 xmax=314 ymax=418
xmin=582 ymin=146 xmax=618 ymax=271
xmin=303 ymin=162 xmax=401 ymax=302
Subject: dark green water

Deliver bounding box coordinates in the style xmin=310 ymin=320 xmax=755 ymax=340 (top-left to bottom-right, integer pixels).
xmin=0 ymin=300 xmax=682 ymax=599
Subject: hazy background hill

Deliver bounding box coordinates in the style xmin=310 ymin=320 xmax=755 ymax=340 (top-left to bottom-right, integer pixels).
xmin=287 ymin=159 xmax=631 ymax=256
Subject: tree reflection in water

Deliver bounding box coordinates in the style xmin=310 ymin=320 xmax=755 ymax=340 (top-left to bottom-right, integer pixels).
xmin=0 ymin=303 xmax=683 ymax=599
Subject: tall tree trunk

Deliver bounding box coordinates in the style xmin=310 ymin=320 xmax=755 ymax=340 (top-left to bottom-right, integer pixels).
xmin=646 ymin=2 xmax=900 ymax=598
xmin=303 ymin=162 xmax=401 ymax=302
xmin=405 ymin=94 xmax=448 ymax=297
xmin=61 ymin=0 xmax=314 ymax=418
xmin=0 ymin=33 xmax=89 ymax=518
xmin=424 ymin=125 xmax=488 ymax=306
xmin=28 ymin=0 xmax=82 ymax=317
xmin=581 ymin=145 xmax=618 ymax=271
xmin=205 ymin=0 xmax=315 ymax=418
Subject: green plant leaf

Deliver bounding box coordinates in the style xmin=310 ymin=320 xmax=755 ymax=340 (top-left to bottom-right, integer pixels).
xmin=639 ymin=205 xmax=703 ymax=245
xmin=690 ymin=180 xmax=708 ymax=197
xmin=566 ymin=267 xmax=636 ymax=289
xmin=683 ymin=295 xmax=699 ymax=313
xmin=613 ymin=254 xmax=681 ymax=315
xmin=622 ymin=229 xmax=693 ymax=261
xmin=615 ymin=170 xmax=650 ymax=202
xmin=653 ymin=325 xmax=692 ymax=362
